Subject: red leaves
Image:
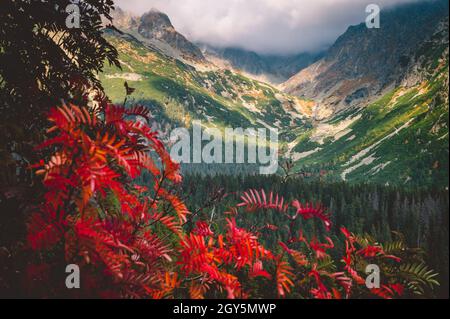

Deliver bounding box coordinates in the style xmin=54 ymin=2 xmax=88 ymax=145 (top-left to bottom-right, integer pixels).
xmin=390 ymin=283 xmax=405 ymax=296
xmin=370 ymin=283 xmax=404 ymax=299
xmin=340 ymin=227 xmax=366 ymax=287
xmin=150 ymin=212 xmax=182 ymax=236
xmin=224 ymin=218 xmax=273 ymax=268
xmin=193 ymin=221 xmax=214 ymax=237
xmin=105 ymin=104 xmax=151 ymax=123
xmin=279 ymin=242 xmax=308 ymax=266
xmin=357 ymin=245 xmax=402 ymax=263
xmin=134 ymin=231 xmax=172 ymax=263
xmin=309 ymin=237 xmax=334 ymax=260
xmin=34 ymin=152 xmax=70 ymax=179
xmin=292 ymin=200 xmax=332 ymax=231
xmin=178 ymin=218 xmax=275 ymax=299
xmin=308 ymin=265 xmax=352 ymax=299
xmin=276 ymin=259 xmax=295 ymax=297
xmin=238 ymin=189 xmax=289 ymax=213
xmin=291 ymin=232 xmax=335 ymax=260
xmin=179 ymin=233 xmax=213 ymax=274
xmin=158 ymin=149 xmax=182 ymax=183
xmin=357 ymin=245 xmax=384 ymax=257
xmin=189 ymin=280 xmax=212 ymax=299
xmin=159 ymin=272 xmax=181 ymax=296
xmin=229 ymin=189 xmax=413 ymax=299
xmin=249 ymin=260 xmax=272 ymax=279
xmin=47 ymin=103 xmax=96 ymax=134
xmin=339 ymin=227 xmax=404 ymax=298
xmin=178 ymin=233 xmax=242 ymax=297
xmin=308 ymin=266 xmax=331 ymax=299
xmin=158 ymin=188 xmax=190 ymax=224
xmin=330 ymin=272 xmax=352 ymax=297
xmin=236 ymin=189 xmax=332 ymax=231
xmin=340 ymin=226 xmax=352 ymax=239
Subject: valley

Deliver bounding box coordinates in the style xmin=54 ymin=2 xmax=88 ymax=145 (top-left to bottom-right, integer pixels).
xmin=0 ymin=0 xmax=448 ymax=300
xmin=101 ymin=0 xmax=449 ymax=188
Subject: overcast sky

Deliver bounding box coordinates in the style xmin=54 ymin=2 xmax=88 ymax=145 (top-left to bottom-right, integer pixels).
xmin=115 ymin=0 xmax=425 ymax=55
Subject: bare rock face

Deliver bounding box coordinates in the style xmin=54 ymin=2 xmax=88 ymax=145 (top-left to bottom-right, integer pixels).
xmin=109 ymin=8 xmax=205 ymax=63
xmin=137 ymin=9 xmax=205 ymax=62
xmin=281 ymin=0 xmax=449 ymax=120
xmin=109 ymin=8 xmax=320 ymax=83
xmin=110 ymin=7 xmax=139 ymax=30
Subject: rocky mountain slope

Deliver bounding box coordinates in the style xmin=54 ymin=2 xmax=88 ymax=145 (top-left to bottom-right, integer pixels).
xmin=286 ymin=14 xmax=449 ymax=187
xmin=102 ymin=3 xmax=448 ymax=187
xmin=282 ymin=0 xmax=449 ymax=120
xmin=138 ymin=9 xmax=205 ymax=63
xmin=100 ymin=29 xmax=311 ymax=139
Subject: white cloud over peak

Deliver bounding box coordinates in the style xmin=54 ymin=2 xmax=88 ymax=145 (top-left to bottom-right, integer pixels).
xmin=115 ymin=0 xmax=424 ymax=55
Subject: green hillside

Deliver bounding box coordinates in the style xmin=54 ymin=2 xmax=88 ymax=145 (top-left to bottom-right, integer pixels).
xmin=100 ymin=30 xmax=311 ymax=136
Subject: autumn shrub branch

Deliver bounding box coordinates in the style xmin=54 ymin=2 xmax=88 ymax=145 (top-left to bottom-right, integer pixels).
xmin=27 ymin=103 xmax=439 ymax=299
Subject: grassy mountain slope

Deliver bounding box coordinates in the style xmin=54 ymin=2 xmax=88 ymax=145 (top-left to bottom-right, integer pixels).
xmin=100 ymin=30 xmax=311 ymax=137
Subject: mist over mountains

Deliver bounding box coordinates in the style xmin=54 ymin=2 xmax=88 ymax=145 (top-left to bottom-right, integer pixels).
xmin=109 ymin=6 xmax=323 ymax=83
xmin=197 ymin=44 xmax=324 ymax=85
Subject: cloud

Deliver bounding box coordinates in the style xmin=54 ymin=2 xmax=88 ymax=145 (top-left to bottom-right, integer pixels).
xmin=115 ymin=0 xmax=424 ymax=55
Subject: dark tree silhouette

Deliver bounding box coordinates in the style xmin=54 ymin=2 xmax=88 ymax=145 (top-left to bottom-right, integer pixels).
xmin=0 ymin=0 xmax=120 ymax=187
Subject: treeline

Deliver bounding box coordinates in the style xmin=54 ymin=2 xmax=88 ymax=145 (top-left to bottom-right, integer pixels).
xmin=175 ymin=174 xmax=449 ymax=298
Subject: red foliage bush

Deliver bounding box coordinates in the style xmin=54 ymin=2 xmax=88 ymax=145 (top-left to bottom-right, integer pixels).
xmin=27 ymin=104 xmax=438 ymax=299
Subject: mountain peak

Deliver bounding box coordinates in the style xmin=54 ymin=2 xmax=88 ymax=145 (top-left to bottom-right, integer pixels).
xmin=137 ymin=10 xmax=205 ymax=62
xmin=140 ymin=9 xmax=174 ymax=31
xmin=281 ymin=0 xmax=449 ymax=119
